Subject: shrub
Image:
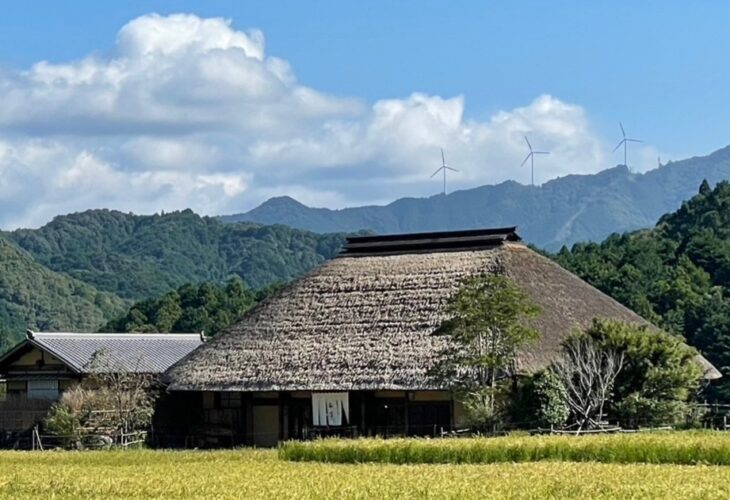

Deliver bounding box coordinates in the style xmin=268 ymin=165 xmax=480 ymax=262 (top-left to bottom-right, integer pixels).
xmin=530 ymin=371 xmax=569 ymax=427
xmin=45 ymin=403 xmax=82 ymax=449
xmin=462 ymin=389 xmax=504 ymax=432
xmin=584 ymin=319 xmax=702 ymax=427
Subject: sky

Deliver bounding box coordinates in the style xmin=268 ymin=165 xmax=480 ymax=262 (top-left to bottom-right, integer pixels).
xmin=1 ymin=1 xmax=729 ymax=229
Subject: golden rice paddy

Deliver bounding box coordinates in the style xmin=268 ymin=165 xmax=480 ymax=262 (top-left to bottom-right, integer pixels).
xmin=1 ymin=445 xmax=730 ymax=499
xmin=280 ymin=432 xmax=730 ymax=465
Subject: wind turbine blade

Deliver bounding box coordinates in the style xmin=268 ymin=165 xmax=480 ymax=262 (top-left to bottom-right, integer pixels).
xmin=441 ymin=148 xmax=446 ymax=165
xmin=619 ymin=121 xmax=626 ymax=138
xmin=612 ymin=140 xmax=625 ymax=152
xmin=430 ymin=167 xmax=443 ymax=178
xmin=535 ymin=151 xmax=550 ymax=155
xmin=445 ymin=166 xmax=459 ymax=172
xmin=626 ymin=138 xmax=643 ymax=143
xmin=524 ymin=136 xmax=532 ymax=151
xmin=521 ymin=153 xmax=532 ymax=166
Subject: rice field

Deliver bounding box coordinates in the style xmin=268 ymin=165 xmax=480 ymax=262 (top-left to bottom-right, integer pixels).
xmin=0 ymin=448 xmax=729 ymax=499
xmin=280 ymin=431 xmax=730 ymax=465
xmin=1 ymin=433 xmax=730 ymax=499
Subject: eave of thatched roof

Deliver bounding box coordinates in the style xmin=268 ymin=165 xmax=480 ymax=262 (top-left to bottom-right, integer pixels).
xmin=166 ymin=239 xmax=720 ymax=392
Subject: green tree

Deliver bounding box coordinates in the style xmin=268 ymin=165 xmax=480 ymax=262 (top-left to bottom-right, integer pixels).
xmin=584 ymin=319 xmax=702 ymax=427
xmin=102 ymin=278 xmax=265 ymax=337
xmin=555 ymin=181 xmax=730 ymax=401
xmin=434 ymin=275 xmax=540 ymax=430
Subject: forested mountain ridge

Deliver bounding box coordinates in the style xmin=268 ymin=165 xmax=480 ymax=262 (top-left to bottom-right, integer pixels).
xmin=7 ymin=210 xmax=346 ymax=301
xmin=223 ymin=145 xmax=730 ymax=250
xmin=555 ymin=180 xmax=730 ymax=399
xmin=0 ymin=235 xmax=126 ymax=351
xmin=0 ymin=211 xmax=344 ymax=351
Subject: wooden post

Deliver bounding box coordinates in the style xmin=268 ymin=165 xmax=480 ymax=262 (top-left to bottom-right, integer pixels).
xmin=278 ymin=392 xmax=284 ymax=442
xmin=449 ymin=395 xmax=455 ymax=432
xmin=360 ymin=392 xmax=367 ymax=437
xmin=404 ymin=392 xmax=410 ymax=437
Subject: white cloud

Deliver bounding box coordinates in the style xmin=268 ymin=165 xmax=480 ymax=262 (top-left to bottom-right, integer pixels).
xmin=0 ymin=13 xmax=653 ymax=229
xmin=0 ymin=139 xmax=251 ymax=229
xmin=249 ymin=93 xmax=606 ymax=187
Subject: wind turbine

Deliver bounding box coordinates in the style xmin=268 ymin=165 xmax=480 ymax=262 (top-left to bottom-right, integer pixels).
xmin=521 ymin=136 xmax=549 ymax=186
xmin=613 ymin=122 xmax=643 ymax=169
xmin=430 ymin=148 xmax=458 ymax=195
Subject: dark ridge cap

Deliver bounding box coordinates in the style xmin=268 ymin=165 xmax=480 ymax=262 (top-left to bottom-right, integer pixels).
xmin=340 ymin=227 xmax=520 ymax=256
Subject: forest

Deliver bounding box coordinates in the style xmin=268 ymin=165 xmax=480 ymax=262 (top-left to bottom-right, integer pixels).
xmin=555 ymin=180 xmax=730 ymax=399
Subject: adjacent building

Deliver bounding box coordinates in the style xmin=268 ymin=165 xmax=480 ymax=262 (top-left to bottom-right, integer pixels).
xmin=0 ymin=331 xmax=204 ymax=432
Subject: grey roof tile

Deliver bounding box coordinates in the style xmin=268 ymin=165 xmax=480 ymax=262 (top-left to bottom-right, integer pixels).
xmin=27 ymin=332 xmax=203 ymax=374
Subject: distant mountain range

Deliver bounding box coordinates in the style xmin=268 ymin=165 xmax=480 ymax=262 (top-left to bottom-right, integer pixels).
xmin=222 ymin=146 xmax=730 ymax=250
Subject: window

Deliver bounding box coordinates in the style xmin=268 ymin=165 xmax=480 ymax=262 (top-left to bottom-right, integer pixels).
xmin=217 ymin=392 xmax=242 ymax=409
xmin=27 ymin=379 xmax=59 ymax=400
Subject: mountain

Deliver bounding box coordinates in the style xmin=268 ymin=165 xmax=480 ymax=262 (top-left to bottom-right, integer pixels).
xmin=0 ymin=235 xmax=126 ymax=350
xmin=6 ymin=210 xmax=345 ymax=302
xmin=223 ymin=146 xmax=730 ymax=250
xmin=554 ymin=180 xmax=730 ymax=399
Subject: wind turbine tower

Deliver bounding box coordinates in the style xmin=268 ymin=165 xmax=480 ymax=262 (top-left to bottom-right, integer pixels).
xmin=521 ymin=136 xmax=549 ymax=186
xmin=613 ymin=122 xmax=643 ymax=169
xmin=431 ymin=148 xmax=458 ymax=195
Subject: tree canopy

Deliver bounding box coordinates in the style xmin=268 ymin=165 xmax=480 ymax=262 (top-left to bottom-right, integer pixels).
xmin=102 ymin=278 xmax=279 ymax=336
xmin=434 ymin=274 xmax=540 ymax=430
xmin=555 ymin=181 xmax=730 ymax=400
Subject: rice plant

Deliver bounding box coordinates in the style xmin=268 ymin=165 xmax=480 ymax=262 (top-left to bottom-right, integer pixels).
xmin=0 ymin=446 xmax=729 ymax=499
xmin=279 ymin=431 xmax=730 ymax=466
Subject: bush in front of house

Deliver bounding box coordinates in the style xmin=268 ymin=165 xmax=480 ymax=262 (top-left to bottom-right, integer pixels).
xmin=45 ymin=350 xmax=158 ymax=449
xmin=583 ymin=319 xmax=703 ymax=428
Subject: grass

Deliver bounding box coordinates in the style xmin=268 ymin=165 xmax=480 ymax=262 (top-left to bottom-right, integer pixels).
xmin=0 ymin=448 xmax=730 ymax=499
xmin=279 ymin=431 xmax=730 ymax=465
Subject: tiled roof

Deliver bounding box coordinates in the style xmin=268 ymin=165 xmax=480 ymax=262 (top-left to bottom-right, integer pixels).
xmin=24 ymin=332 xmax=204 ymax=374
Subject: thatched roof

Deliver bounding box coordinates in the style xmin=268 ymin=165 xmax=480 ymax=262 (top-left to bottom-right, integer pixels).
xmin=166 ymin=229 xmax=720 ymax=392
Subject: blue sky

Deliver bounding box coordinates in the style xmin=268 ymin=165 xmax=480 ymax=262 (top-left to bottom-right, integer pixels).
xmin=0 ymin=2 xmax=728 ymax=228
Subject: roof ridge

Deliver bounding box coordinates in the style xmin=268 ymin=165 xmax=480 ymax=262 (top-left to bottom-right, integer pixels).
xmin=31 ymin=332 xmax=202 ymax=338
xmin=340 ymin=227 xmax=521 ymax=257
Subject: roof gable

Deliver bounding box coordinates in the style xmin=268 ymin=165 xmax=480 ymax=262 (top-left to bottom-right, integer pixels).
xmin=1 ymin=332 xmax=204 ymax=375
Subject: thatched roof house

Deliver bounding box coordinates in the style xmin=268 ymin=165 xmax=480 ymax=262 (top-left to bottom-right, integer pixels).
xmin=160 ymin=227 xmax=719 ymax=446
xmin=167 ymin=227 xmax=718 ymax=393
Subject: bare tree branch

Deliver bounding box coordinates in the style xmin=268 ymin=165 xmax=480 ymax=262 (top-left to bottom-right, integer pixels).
xmin=551 ymin=336 xmax=624 ymax=432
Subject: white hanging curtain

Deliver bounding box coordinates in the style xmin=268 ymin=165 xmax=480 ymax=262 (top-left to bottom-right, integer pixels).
xmin=311 ymin=392 xmax=349 ymax=426
xmin=312 ymin=393 xmax=321 ymax=426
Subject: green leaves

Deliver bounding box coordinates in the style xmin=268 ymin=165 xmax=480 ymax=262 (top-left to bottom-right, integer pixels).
xmin=102 ymin=277 xmax=266 ymax=336
xmin=555 ymin=181 xmax=730 ymax=401
xmin=433 ymin=274 xmax=541 ymax=429
xmin=583 ymin=319 xmax=702 ymax=426
xmin=6 ymin=209 xmax=345 ymax=301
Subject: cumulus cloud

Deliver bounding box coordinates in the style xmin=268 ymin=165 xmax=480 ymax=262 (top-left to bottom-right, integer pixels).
xmin=0 ymin=13 xmax=651 ymax=229
xmin=0 ymin=139 xmax=250 ymax=229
